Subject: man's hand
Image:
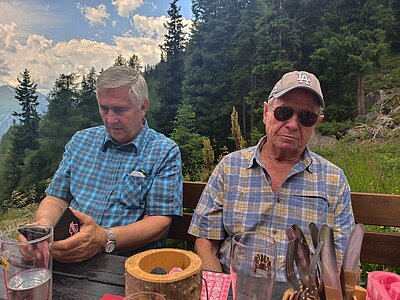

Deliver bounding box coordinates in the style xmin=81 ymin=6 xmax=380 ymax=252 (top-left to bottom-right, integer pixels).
xmin=51 ymin=209 xmax=106 ymax=263
xmin=17 ymin=225 xmax=52 ymax=268
xmin=194 ymin=238 xmax=222 ymax=272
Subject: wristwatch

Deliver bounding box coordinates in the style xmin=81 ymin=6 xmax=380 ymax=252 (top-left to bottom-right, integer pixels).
xmin=103 ymin=228 xmax=116 ymax=253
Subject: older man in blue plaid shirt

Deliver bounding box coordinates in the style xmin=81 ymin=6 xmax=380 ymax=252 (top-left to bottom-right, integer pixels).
xmin=34 ymin=66 xmax=183 ymax=262
xmin=188 ymin=71 xmax=354 ymax=282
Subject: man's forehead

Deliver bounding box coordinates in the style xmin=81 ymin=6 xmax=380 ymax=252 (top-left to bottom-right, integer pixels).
xmin=274 ymin=89 xmax=320 ymax=106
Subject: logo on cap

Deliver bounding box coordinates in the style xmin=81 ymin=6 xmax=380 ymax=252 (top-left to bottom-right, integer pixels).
xmin=297 ymin=72 xmax=311 ymax=85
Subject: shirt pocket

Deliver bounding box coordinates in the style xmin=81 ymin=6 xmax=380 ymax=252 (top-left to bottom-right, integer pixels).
xmin=119 ymin=174 xmax=153 ymax=209
xmin=288 ymin=193 xmax=331 ymax=228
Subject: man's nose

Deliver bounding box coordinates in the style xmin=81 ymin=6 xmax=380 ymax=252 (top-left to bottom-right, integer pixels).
xmin=285 ymin=113 xmax=300 ymax=129
xmin=106 ymin=111 xmax=118 ymax=123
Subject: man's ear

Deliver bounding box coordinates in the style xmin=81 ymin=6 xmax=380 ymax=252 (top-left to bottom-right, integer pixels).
xmin=263 ymin=101 xmax=268 ymax=124
xmin=315 ymin=114 xmax=324 ymax=127
xmin=141 ymin=99 xmax=149 ymax=114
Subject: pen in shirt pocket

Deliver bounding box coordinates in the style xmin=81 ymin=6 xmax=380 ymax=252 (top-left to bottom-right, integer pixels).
xmin=129 ymin=169 xmax=147 ymax=178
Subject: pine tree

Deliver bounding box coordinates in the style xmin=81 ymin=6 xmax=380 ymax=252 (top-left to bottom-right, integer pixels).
xmin=184 ymin=0 xmax=256 ymax=150
xmin=114 ymin=54 xmax=127 ymax=66
xmin=310 ymin=0 xmax=394 ymax=118
xmin=0 ymin=126 xmax=23 ymax=207
xmin=171 ymin=102 xmax=205 ymax=180
xmin=128 ymin=54 xmax=143 ymax=73
xmin=79 ymin=68 xmax=102 ymax=126
xmin=161 ymin=0 xmax=186 ymax=60
xmin=20 ymin=74 xmax=80 ymax=194
xmin=155 ymin=0 xmax=187 ymax=135
xmin=12 ymin=69 xmax=40 ymax=150
xmin=0 ymin=70 xmax=41 ymax=206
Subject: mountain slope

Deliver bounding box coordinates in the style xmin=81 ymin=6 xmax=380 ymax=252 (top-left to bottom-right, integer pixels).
xmin=0 ymin=85 xmax=48 ymax=138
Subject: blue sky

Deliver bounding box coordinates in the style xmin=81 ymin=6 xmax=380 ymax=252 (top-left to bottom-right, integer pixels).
xmin=0 ymin=0 xmax=192 ymax=93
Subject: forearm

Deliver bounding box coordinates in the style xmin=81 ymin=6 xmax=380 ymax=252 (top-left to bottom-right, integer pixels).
xmin=194 ymin=238 xmax=222 ymax=272
xmin=111 ymin=215 xmax=172 ymax=251
xmin=34 ymin=195 xmax=69 ymax=226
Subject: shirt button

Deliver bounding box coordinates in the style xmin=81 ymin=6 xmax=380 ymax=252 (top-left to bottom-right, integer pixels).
xmin=272 ymin=229 xmax=278 ymax=235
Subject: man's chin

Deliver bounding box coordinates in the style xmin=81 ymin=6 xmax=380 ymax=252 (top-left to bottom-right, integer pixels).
xmin=275 ymin=143 xmax=304 ymax=157
xmin=109 ymin=132 xmax=127 ymax=144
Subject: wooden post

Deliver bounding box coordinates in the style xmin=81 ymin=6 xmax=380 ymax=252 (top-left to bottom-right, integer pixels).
xmin=125 ymin=248 xmax=203 ymax=299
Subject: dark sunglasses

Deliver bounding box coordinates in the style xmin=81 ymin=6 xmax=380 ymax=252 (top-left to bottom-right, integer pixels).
xmin=273 ymin=106 xmax=319 ymax=127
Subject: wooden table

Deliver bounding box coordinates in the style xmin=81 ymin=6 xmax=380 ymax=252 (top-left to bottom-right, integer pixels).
xmin=53 ymin=253 xmax=125 ymax=300
xmin=0 ymin=253 xmax=289 ymax=299
xmin=0 ymin=253 xmax=125 ymax=300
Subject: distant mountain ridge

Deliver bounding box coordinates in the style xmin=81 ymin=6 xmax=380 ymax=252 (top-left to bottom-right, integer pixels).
xmin=0 ymin=85 xmax=48 ymax=139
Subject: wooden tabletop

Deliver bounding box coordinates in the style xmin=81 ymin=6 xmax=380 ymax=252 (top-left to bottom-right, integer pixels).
xmin=53 ymin=253 xmax=126 ymax=300
xmin=0 ymin=253 xmax=289 ymax=299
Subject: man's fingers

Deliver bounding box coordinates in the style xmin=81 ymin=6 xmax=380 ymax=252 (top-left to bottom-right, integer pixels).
xmin=69 ymin=208 xmax=88 ymax=222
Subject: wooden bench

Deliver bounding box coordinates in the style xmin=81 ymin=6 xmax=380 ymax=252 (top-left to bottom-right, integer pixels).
xmin=169 ymin=181 xmax=400 ymax=267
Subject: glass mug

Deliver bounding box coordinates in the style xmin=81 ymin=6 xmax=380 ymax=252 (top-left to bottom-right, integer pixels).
xmin=0 ymin=224 xmax=53 ymax=300
xmin=230 ymin=231 xmax=276 ymax=300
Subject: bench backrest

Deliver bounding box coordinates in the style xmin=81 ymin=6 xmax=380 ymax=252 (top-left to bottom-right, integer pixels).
xmin=169 ymin=181 xmax=400 ymax=267
xmin=169 ymin=182 xmax=205 ymax=242
xmin=351 ymin=192 xmax=400 ymax=266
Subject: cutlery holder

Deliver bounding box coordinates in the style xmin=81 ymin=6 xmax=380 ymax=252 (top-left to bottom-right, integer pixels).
xmin=282 ymin=285 xmax=366 ymax=300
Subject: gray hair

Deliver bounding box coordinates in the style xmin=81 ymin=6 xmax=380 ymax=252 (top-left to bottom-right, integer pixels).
xmin=96 ymin=66 xmax=149 ymax=108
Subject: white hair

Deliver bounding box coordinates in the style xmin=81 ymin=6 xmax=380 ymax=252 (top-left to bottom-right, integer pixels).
xmin=96 ymin=66 xmax=148 ymax=108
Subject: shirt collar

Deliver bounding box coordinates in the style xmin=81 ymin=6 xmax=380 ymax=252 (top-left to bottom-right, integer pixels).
xmin=101 ymin=118 xmax=149 ymax=154
xmin=246 ymin=136 xmax=268 ymax=169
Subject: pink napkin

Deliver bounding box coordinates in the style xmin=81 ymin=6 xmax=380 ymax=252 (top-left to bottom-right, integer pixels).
xmin=201 ymin=271 xmax=231 ymax=300
xmin=367 ymin=271 xmax=400 ymax=300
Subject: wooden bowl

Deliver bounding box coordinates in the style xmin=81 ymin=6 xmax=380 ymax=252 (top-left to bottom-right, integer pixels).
xmin=125 ymin=248 xmax=202 ymax=300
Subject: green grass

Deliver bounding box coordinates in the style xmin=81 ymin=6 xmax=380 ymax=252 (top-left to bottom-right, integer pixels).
xmin=313 ymin=138 xmax=400 ymax=282
xmin=313 ymin=139 xmax=400 ymax=194
xmin=0 ymin=204 xmax=37 ymax=233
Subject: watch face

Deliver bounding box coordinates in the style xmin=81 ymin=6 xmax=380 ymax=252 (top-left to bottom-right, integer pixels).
xmin=105 ymin=242 xmax=115 ymax=253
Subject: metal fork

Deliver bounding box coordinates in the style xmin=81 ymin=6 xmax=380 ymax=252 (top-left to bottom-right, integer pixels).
xmin=286 ymin=239 xmax=301 ymax=292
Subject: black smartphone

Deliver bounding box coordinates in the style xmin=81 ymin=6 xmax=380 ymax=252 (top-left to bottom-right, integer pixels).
xmin=18 ymin=226 xmax=50 ymax=241
xmin=54 ymin=207 xmax=81 ymax=241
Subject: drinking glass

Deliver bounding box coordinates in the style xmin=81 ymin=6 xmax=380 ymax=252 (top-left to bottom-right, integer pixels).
xmin=124 ymin=291 xmax=166 ymax=300
xmin=0 ymin=224 xmax=53 ymax=300
xmin=230 ymin=231 xmax=276 ymax=300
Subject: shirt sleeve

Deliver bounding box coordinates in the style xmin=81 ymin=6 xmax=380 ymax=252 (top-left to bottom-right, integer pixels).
xmin=144 ymin=143 xmax=183 ymax=217
xmin=45 ymin=136 xmax=75 ymax=202
xmin=188 ymin=160 xmax=226 ymax=240
xmin=333 ymin=170 xmax=355 ymax=263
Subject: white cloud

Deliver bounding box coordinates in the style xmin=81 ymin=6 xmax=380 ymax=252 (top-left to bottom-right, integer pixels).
xmin=0 ymin=23 xmax=18 ymax=52
xmin=0 ymin=1 xmax=61 ymax=41
xmin=0 ymin=13 xmax=192 ymax=94
xmin=77 ymin=3 xmax=110 ymax=26
xmin=114 ymin=36 xmax=162 ymax=66
xmin=132 ymin=14 xmax=168 ymax=38
xmin=111 ymin=0 xmax=143 ymax=18
xmin=132 ymin=14 xmax=192 ymax=43
xmin=0 ymin=22 xmax=161 ymax=93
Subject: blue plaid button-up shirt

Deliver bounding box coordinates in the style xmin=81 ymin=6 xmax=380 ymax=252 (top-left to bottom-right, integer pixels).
xmin=188 ymin=136 xmax=354 ymax=282
xmin=46 ymin=120 xmax=183 ymax=250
